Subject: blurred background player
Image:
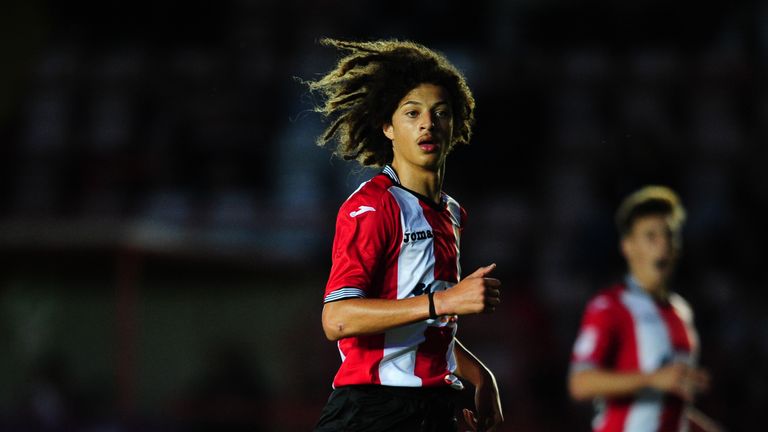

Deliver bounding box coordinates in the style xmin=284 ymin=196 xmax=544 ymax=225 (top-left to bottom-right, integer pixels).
xmin=568 ymin=185 xmax=721 ymax=432
xmin=307 ymin=39 xmax=503 ymax=431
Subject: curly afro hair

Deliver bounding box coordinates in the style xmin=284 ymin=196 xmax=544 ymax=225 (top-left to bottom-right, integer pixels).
xmin=306 ymin=38 xmax=475 ymax=167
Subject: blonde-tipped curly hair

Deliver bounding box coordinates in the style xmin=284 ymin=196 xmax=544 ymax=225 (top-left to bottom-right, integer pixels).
xmin=616 ymin=185 xmax=687 ymax=245
xmin=306 ymin=38 xmax=475 ymax=167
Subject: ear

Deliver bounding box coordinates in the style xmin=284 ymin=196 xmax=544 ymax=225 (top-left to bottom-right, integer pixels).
xmin=620 ymin=236 xmax=632 ymax=260
xmin=383 ymin=123 xmax=394 ymax=141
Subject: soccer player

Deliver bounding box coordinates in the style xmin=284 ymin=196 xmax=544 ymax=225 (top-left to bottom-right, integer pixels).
xmin=568 ymin=185 xmax=715 ymax=432
xmin=307 ymin=39 xmax=504 ymax=432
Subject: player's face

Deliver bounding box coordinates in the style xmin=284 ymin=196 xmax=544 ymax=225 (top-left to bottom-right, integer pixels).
xmin=383 ymin=83 xmax=453 ymax=172
xmin=622 ymin=214 xmax=680 ymax=292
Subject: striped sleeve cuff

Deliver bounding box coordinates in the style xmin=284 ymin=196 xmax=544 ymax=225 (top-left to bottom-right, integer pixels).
xmin=324 ymin=287 xmax=367 ymax=303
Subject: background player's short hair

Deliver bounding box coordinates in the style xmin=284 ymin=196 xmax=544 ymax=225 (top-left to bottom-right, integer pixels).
xmin=615 ymin=185 xmax=687 ymax=239
xmin=305 ymin=38 xmax=476 ymax=167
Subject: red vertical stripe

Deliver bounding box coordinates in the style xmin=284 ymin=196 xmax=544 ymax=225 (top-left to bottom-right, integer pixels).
xmin=413 ymin=326 xmax=454 ymax=385
xmin=333 ymin=193 xmax=403 ymax=388
xmin=614 ymin=293 xmax=641 ymax=372
xmin=420 ymin=202 xmax=459 ymax=283
xmin=334 ymin=335 xmax=387 ymax=386
xmin=658 ymin=303 xmax=693 ymax=352
xmin=598 ymin=293 xmax=642 ymax=432
xmin=657 ymin=303 xmax=692 ymax=430
xmin=599 ymin=402 xmax=632 ymax=432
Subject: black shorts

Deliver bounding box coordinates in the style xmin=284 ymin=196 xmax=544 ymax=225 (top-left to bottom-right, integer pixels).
xmin=314 ymin=385 xmax=459 ymax=432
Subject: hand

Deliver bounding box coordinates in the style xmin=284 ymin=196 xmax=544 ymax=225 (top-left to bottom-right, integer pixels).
xmin=436 ymin=264 xmax=501 ymax=316
xmin=648 ymin=363 xmax=710 ymax=401
xmin=462 ymin=378 xmax=503 ymax=432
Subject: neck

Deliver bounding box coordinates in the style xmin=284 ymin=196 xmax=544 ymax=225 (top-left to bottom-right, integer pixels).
xmin=629 ymin=272 xmax=668 ymax=301
xmin=390 ymin=160 xmax=444 ymax=204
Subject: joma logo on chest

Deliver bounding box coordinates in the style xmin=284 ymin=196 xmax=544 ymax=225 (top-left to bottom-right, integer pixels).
xmin=403 ymin=230 xmax=433 ymax=243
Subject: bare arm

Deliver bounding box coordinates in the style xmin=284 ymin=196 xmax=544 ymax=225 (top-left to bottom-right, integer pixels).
xmin=454 ymin=339 xmax=503 ymax=432
xmin=453 ymin=338 xmax=495 ymax=387
xmin=322 ymin=295 xmax=432 ymax=341
xmin=322 ymin=264 xmax=500 ymax=341
xmin=569 ymin=368 xmax=654 ymax=401
xmin=686 ymin=406 xmax=725 ymax=432
xmin=569 ymin=363 xmax=710 ymax=402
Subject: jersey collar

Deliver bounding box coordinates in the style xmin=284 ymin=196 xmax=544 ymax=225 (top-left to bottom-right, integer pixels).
xmin=382 ymin=165 xmax=401 ymax=185
xmin=625 ymin=274 xmax=670 ymax=304
xmin=381 ymin=164 xmax=446 ymax=211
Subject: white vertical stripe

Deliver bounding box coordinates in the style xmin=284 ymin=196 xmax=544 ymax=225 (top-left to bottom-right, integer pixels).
xmin=623 ymin=397 xmax=663 ymax=432
xmin=445 ymin=196 xmax=462 ymax=280
xmin=621 ymin=290 xmax=671 ymax=431
xmin=378 ymin=188 xmax=434 ymax=386
xmin=378 ymin=322 xmax=427 ymax=386
xmin=621 ymin=291 xmax=672 ymax=372
xmin=446 ymin=334 xmax=457 ymax=372
xmin=390 ymin=188 xmax=435 ymax=299
xmin=670 ymin=293 xmax=699 ymax=366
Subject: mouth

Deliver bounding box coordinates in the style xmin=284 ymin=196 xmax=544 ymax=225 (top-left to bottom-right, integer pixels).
xmin=655 ymin=258 xmax=671 ymax=271
xmin=418 ymin=136 xmax=440 ymax=153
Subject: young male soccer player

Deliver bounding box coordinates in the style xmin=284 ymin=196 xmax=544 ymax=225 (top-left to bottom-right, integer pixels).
xmin=308 ymin=39 xmax=504 ymax=432
xmin=569 ymin=185 xmax=714 ymax=432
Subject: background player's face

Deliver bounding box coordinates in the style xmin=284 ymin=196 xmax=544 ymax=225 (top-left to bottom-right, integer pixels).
xmin=383 ymin=83 xmax=453 ymax=172
xmin=621 ymin=214 xmax=679 ymax=291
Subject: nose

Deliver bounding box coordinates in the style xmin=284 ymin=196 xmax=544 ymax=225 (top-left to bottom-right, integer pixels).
xmin=420 ymin=111 xmax=435 ymax=130
xmin=660 ymin=232 xmax=674 ymax=253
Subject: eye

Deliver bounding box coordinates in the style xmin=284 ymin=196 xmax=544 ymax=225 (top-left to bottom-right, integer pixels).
xmin=435 ymin=109 xmax=450 ymax=118
xmin=405 ymin=110 xmax=419 ymax=118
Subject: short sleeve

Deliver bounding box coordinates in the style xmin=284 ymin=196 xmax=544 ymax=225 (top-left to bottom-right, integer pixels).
xmin=570 ymin=294 xmax=617 ymax=373
xmin=323 ymin=191 xmax=397 ymax=303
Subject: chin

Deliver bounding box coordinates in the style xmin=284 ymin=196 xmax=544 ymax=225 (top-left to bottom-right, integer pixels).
xmin=642 ymin=271 xmax=664 ymax=288
xmin=417 ymin=157 xmax=443 ymax=170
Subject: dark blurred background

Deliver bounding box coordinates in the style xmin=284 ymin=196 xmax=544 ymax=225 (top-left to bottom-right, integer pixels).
xmin=1 ymin=0 xmax=766 ymax=430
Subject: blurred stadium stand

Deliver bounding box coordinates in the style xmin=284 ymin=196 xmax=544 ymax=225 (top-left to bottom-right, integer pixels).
xmin=1 ymin=0 xmax=766 ymax=430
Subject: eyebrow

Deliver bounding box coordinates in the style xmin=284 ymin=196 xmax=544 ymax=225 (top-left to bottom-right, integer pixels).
xmin=399 ymin=100 xmax=450 ymax=108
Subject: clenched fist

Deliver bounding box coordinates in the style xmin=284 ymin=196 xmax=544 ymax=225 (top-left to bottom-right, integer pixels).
xmin=435 ymin=263 xmax=501 ymax=316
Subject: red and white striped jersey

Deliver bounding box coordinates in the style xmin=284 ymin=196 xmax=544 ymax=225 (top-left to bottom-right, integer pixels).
xmin=570 ymin=277 xmax=700 ymax=432
xmin=324 ymin=165 xmax=466 ymax=389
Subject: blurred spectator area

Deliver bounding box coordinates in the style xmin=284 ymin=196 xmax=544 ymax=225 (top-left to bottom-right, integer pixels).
xmin=1 ymin=0 xmax=767 ymax=431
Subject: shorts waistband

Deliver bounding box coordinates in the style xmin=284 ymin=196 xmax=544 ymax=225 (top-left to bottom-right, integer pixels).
xmin=339 ymin=384 xmax=459 ymax=400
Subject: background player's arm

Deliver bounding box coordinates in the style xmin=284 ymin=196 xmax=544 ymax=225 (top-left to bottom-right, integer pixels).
xmin=686 ymin=406 xmax=725 ymax=432
xmin=454 ymin=338 xmax=503 ymax=432
xmin=322 ymin=264 xmax=500 ymax=341
xmin=569 ymin=363 xmax=710 ymax=401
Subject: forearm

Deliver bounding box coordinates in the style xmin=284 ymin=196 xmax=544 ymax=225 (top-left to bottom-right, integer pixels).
xmin=568 ymin=368 xmax=651 ymax=401
xmin=321 ymin=264 xmax=501 ymax=341
xmin=321 ymin=296 xmax=431 ymax=340
xmin=453 ymin=338 xmax=494 ymax=387
xmin=454 ymin=338 xmax=504 ymax=430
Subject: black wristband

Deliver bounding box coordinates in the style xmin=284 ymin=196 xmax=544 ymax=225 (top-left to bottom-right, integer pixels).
xmin=428 ymin=291 xmax=438 ymax=319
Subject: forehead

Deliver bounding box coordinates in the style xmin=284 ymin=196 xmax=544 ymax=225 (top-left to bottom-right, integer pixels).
xmin=399 ymin=83 xmax=450 ymax=105
xmin=629 ymin=214 xmax=672 ymax=233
